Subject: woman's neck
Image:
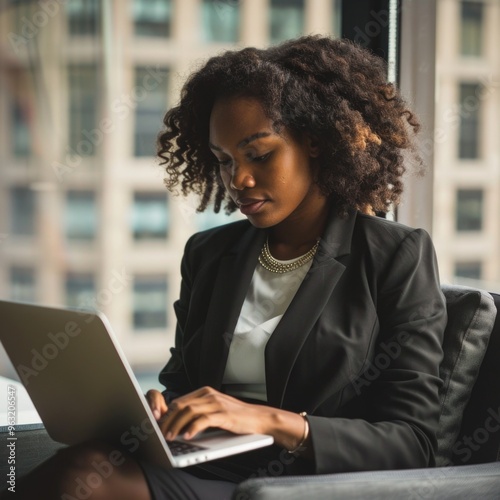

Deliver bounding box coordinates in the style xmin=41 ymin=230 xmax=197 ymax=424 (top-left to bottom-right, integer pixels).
xmin=267 ymin=198 xmax=330 ymax=260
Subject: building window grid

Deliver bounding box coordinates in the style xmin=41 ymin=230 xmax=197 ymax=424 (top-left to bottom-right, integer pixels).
xmin=134 ymin=66 xmax=169 ymax=157
xmin=65 ymin=190 xmax=98 ymax=241
xmin=12 ymin=100 xmax=31 ymax=157
xmin=133 ymin=276 xmax=168 ymax=330
xmin=201 ymin=0 xmax=240 ymax=43
xmin=65 ymin=273 xmax=96 ymax=309
xmin=68 ymin=64 xmax=99 ymax=157
xmin=133 ymin=0 xmax=172 ymax=37
xmin=10 ymin=267 xmax=36 ymax=303
xmin=456 ymin=189 xmax=484 ymax=232
xmin=67 ymin=0 xmax=100 ymax=36
xmin=131 ymin=192 xmax=169 ymax=240
xmin=10 ymin=187 xmax=35 ymax=236
xmin=454 ymin=261 xmax=483 ymax=280
xmin=270 ymin=0 xmax=305 ymax=44
xmin=460 ymin=1 xmax=484 ymax=57
xmin=458 ymin=82 xmax=481 ymax=160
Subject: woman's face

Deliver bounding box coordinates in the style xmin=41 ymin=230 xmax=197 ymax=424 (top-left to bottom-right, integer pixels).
xmin=209 ymin=96 xmax=325 ymax=229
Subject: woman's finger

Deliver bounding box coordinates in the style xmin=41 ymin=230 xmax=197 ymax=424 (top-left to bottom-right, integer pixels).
xmin=145 ymin=389 xmax=168 ymax=420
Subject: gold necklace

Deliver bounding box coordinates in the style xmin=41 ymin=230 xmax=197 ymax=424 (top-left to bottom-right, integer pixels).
xmin=258 ymin=238 xmax=320 ymax=274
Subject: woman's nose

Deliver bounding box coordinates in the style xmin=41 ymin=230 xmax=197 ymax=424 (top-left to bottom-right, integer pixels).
xmin=229 ymin=162 xmax=256 ymax=190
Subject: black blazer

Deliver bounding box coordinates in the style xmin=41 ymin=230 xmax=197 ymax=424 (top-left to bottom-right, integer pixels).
xmin=159 ymin=209 xmax=447 ymax=474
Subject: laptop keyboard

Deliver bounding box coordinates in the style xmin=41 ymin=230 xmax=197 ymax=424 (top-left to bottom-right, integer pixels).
xmin=168 ymin=440 xmax=207 ymax=456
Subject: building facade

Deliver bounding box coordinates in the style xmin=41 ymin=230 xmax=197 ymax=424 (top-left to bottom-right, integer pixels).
xmin=433 ymin=0 xmax=500 ymax=290
xmin=0 ymin=0 xmax=340 ymax=379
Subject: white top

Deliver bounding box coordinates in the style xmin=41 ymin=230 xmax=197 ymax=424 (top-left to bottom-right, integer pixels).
xmin=222 ymin=256 xmax=312 ymax=401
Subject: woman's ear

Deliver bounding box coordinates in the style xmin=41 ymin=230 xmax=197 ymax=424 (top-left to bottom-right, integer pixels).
xmin=306 ymin=134 xmax=321 ymax=158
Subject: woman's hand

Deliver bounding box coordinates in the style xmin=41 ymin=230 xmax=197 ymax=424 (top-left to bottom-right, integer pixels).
xmin=145 ymin=389 xmax=169 ymax=421
xmin=156 ymin=386 xmax=269 ymax=441
xmin=145 ymin=386 xmax=312 ymax=457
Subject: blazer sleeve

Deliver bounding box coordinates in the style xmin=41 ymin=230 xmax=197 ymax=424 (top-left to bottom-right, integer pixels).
xmin=307 ymin=228 xmax=447 ymax=474
xmin=159 ymin=235 xmax=196 ymax=404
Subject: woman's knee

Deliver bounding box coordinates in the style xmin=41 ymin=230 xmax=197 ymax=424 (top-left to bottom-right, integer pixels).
xmin=56 ymin=441 xmax=132 ymax=499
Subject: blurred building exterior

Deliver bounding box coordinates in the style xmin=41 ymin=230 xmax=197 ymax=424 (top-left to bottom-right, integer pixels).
xmin=0 ymin=0 xmax=340 ymax=378
xmin=433 ymin=0 xmax=500 ymax=292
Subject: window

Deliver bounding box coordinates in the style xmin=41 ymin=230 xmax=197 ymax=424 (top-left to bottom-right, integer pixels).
xmin=10 ymin=187 xmax=35 ymax=236
xmin=201 ymin=0 xmax=240 ymax=43
xmin=10 ymin=267 xmax=36 ymax=303
xmin=456 ymin=189 xmax=483 ymax=231
xmin=133 ymin=0 xmax=172 ymax=37
xmin=65 ymin=273 xmax=95 ymax=309
xmin=132 ymin=192 xmax=169 ymax=240
xmin=65 ymin=191 xmax=98 ymax=241
xmin=67 ymin=0 xmax=100 ymax=35
xmin=458 ymin=83 xmax=481 ymax=159
xmin=270 ymin=0 xmax=304 ymax=44
xmin=133 ymin=276 xmax=168 ymax=330
xmin=332 ymin=0 xmax=342 ymax=38
xmin=455 ymin=261 xmax=482 ymax=280
xmin=460 ymin=1 xmax=483 ymax=57
xmin=134 ymin=66 xmax=168 ymax=157
xmin=12 ymin=101 xmax=31 ymax=156
xmin=68 ymin=64 xmax=99 ymax=156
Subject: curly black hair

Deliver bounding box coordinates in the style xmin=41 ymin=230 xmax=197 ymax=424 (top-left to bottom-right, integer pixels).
xmin=157 ymin=35 xmax=420 ymax=216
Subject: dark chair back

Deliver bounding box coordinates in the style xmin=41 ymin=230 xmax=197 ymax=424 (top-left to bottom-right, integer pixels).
xmin=457 ymin=292 xmax=500 ymax=464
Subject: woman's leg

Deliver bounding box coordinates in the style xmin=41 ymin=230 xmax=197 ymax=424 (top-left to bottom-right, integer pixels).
xmin=3 ymin=440 xmax=238 ymax=500
xmin=5 ymin=440 xmax=151 ymax=500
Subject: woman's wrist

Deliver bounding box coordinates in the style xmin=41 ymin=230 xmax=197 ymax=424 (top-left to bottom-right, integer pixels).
xmin=260 ymin=407 xmax=312 ymax=455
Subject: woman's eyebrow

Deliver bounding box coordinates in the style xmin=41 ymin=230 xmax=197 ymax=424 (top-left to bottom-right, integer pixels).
xmin=209 ymin=131 xmax=272 ymax=152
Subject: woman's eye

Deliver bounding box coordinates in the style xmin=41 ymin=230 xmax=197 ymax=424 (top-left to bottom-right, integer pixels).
xmin=252 ymin=152 xmax=271 ymax=163
xmin=217 ymin=158 xmax=232 ymax=168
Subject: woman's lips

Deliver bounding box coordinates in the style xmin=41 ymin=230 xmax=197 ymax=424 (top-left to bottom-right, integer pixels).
xmin=237 ymin=199 xmax=267 ymax=215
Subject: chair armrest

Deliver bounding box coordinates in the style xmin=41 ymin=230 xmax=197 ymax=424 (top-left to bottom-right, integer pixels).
xmin=232 ymin=462 xmax=500 ymax=500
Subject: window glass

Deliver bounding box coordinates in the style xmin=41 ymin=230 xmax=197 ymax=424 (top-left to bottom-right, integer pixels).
xmin=456 ymin=189 xmax=483 ymax=231
xmin=201 ymin=0 xmax=240 ymax=43
xmin=65 ymin=273 xmax=95 ymax=309
xmin=455 ymin=261 xmax=482 ymax=280
xmin=133 ymin=0 xmax=172 ymax=37
xmin=460 ymin=1 xmax=483 ymax=56
xmin=458 ymin=83 xmax=481 ymax=159
xmin=10 ymin=267 xmax=36 ymax=303
xmin=67 ymin=0 xmax=100 ymax=35
xmin=133 ymin=276 xmax=168 ymax=329
xmin=10 ymin=187 xmax=35 ymax=236
xmin=132 ymin=192 xmax=169 ymax=240
xmin=134 ymin=66 xmax=169 ymax=157
xmin=65 ymin=191 xmax=98 ymax=241
xmin=68 ymin=64 xmax=99 ymax=157
xmin=12 ymin=101 xmax=31 ymax=157
xmin=270 ymin=0 xmax=304 ymax=44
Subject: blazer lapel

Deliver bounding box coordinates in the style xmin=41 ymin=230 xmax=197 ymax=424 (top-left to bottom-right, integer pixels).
xmin=198 ymin=225 xmax=266 ymax=389
xmin=265 ymin=210 xmax=358 ymax=408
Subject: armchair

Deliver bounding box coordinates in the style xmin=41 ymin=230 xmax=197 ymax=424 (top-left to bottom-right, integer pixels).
xmin=233 ymin=285 xmax=500 ymax=499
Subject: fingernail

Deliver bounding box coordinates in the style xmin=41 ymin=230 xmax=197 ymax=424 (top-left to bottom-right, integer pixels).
xmin=166 ymin=432 xmax=173 ymax=440
xmin=153 ymin=409 xmax=160 ymax=420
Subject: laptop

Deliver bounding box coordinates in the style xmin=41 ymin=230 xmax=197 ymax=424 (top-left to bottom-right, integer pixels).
xmin=0 ymin=300 xmax=273 ymax=468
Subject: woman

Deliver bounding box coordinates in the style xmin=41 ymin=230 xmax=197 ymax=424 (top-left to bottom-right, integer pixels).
xmin=11 ymin=36 xmax=447 ymax=500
